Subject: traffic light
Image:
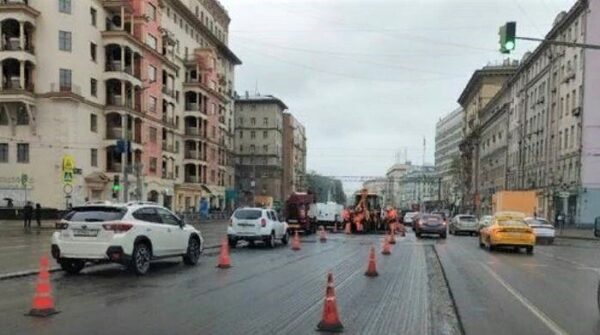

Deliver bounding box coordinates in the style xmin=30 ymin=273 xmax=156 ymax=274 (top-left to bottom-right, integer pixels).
xmin=499 ymin=21 xmax=516 ymax=53
xmin=112 ymin=175 xmax=121 ymax=199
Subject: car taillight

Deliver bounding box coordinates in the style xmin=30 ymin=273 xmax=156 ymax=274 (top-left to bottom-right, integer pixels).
xmin=102 ymin=223 xmax=134 ymax=233
xmin=261 ymin=218 xmax=267 ymax=227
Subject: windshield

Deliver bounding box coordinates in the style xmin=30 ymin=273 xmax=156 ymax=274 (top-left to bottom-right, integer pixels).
xmin=498 ymin=220 xmax=528 ymax=227
xmin=233 ymin=209 xmax=263 ymax=220
xmin=63 ymin=207 xmax=127 ymax=222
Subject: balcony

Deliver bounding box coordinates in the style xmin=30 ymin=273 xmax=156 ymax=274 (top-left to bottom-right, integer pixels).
xmin=185 ymin=175 xmax=198 ymax=183
xmin=0 ymin=1 xmax=40 ymax=21
xmin=161 ymin=85 xmax=176 ymax=99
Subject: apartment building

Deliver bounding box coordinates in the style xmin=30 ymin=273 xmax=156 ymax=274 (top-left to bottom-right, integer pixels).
xmin=462 ymin=0 xmax=600 ymax=225
xmin=282 ymin=112 xmax=307 ymax=199
xmin=434 ymin=107 xmax=464 ymax=210
xmin=457 ymin=63 xmax=517 ymax=213
xmin=0 ymin=0 xmax=240 ymax=210
xmin=234 ymin=94 xmax=286 ymax=204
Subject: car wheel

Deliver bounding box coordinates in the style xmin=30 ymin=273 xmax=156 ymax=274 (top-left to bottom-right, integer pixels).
xmin=130 ymin=242 xmax=151 ymax=275
xmin=416 ymin=232 xmax=422 ymax=238
xmin=479 ymin=236 xmax=485 ymax=248
xmin=526 ymin=246 xmax=534 ymax=255
xmin=59 ymin=259 xmax=85 ymax=275
xmin=488 ymin=239 xmax=495 ymax=251
xmin=183 ymin=237 xmax=201 ymax=266
xmin=281 ymin=230 xmax=289 ymax=245
xmin=228 ymin=238 xmax=237 ymax=249
xmin=265 ymin=232 xmax=275 ymax=248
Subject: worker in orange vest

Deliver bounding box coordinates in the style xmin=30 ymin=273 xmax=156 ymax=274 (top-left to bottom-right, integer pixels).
xmin=386 ymin=206 xmax=398 ymax=234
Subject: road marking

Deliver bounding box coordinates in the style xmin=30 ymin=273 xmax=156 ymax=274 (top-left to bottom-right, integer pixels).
xmin=480 ymin=262 xmax=570 ymax=335
xmin=576 ymin=266 xmax=600 ymax=274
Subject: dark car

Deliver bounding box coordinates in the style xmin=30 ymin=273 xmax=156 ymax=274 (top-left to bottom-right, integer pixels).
xmin=414 ymin=214 xmax=447 ymax=239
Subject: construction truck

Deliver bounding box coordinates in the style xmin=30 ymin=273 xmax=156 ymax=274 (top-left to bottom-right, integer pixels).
xmin=283 ymin=192 xmax=317 ymax=234
xmin=352 ymin=188 xmax=383 ymax=233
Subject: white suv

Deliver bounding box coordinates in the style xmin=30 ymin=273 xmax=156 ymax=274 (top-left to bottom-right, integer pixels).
xmin=228 ymin=207 xmax=289 ymax=248
xmin=51 ymin=202 xmax=203 ymax=275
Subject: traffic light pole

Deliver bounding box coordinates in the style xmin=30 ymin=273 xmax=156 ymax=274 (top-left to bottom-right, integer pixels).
xmin=516 ymin=36 xmax=600 ymax=50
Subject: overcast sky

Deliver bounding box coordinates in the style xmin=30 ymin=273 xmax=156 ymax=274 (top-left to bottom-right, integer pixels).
xmin=224 ymin=0 xmax=576 ymax=192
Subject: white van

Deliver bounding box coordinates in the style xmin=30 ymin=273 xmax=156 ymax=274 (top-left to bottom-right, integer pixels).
xmin=315 ymin=202 xmax=343 ymax=226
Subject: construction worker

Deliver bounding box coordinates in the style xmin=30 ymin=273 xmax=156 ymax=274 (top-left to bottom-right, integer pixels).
xmin=386 ymin=206 xmax=398 ymax=234
xmin=341 ymin=207 xmax=350 ymax=231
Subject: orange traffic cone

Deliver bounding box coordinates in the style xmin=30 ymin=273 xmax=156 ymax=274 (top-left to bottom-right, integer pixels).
xmin=364 ymin=246 xmax=379 ymax=277
xmin=316 ymin=272 xmax=344 ymax=332
xmin=27 ymin=256 xmax=59 ymax=317
xmin=344 ymin=222 xmax=351 ymax=234
xmin=291 ymin=230 xmax=301 ymax=251
xmin=319 ymin=226 xmax=327 ymax=243
xmin=217 ymin=238 xmax=231 ymax=269
xmin=389 ymin=230 xmax=396 ymax=244
xmin=381 ymin=237 xmax=391 ymax=255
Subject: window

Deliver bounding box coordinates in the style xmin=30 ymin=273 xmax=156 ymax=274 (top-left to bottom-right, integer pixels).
xmin=146 ymin=34 xmax=157 ymax=50
xmin=90 ymin=8 xmax=97 ymax=26
xmin=239 ymin=130 xmax=243 ymax=139
xmin=239 ymin=144 xmax=243 ymax=152
xmin=148 ymin=96 xmax=157 ymax=112
xmin=0 ymin=111 xmax=7 ymax=125
xmin=90 ymin=78 xmax=97 ymax=97
xmin=59 ymin=0 xmax=71 ymax=14
xmin=17 ymin=143 xmax=29 ymax=163
xmin=0 ymin=143 xmax=7 ymax=163
xmin=238 ymin=117 xmax=243 ymax=125
xmin=59 ymin=69 xmax=72 ymax=91
xmin=263 ymin=144 xmax=268 ymax=153
xmin=16 ymin=110 xmax=29 ymax=125
xmin=59 ymin=31 xmax=72 ymax=51
xmin=91 ymin=148 xmax=98 ymax=167
xmin=149 ymin=127 xmax=157 ymax=143
xmin=148 ymin=65 xmax=157 ymax=82
xmin=558 ymin=131 xmax=562 ymax=150
xmin=90 ymin=114 xmax=97 ymax=132
xmin=572 ymin=89 xmax=577 ymax=110
xmin=132 ymin=207 xmax=162 ymax=223
xmin=263 ymin=130 xmax=268 ymax=139
xmin=146 ymin=3 xmax=157 ymax=21
xmin=250 ymin=144 xmax=255 ymax=153
xmin=90 ymin=43 xmax=97 ymax=61
xmin=156 ymin=208 xmax=179 ymax=225
xmin=175 ymin=165 xmax=179 ymax=178
xmin=571 ymin=125 xmax=575 ymax=147
xmin=149 ymin=157 xmax=157 ymax=173
xmin=250 ymin=131 xmax=256 ymax=139
xmin=212 ymin=126 xmax=216 ymax=138
xmin=251 ymin=117 xmax=256 ymax=125
xmin=263 ymin=117 xmax=268 ymax=126
xmin=564 ymin=128 xmax=569 ymax=149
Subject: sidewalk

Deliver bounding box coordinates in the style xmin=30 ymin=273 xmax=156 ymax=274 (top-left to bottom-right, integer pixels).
xmin=0 ymin=219 xmax=227 ymax=279
xmin=555 ymin=227 xmax=598 ymax=240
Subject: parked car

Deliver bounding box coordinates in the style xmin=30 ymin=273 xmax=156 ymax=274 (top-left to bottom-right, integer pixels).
xmin=414 ymin=214 xmax=447 ymax=239
xmin=51 ymin=202 xmax=203 ymax=275
xmin=450 ymin=214 xmax=479 ymax=236
xmin=403 ymin=212 xmax=419 ymax=227
xmin=479 ymin=211 xmax=535 ymax=254
xmin=228 ymin=207 xmax=289 ymax=248
xmin=524 ymin=217 xmax=555 ymax=244
xmin=478 ymin=215 xmax=493 ymax=232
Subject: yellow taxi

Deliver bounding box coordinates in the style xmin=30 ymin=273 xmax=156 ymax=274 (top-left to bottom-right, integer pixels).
xmin=478 ymin=211 xmax=536 ymax=254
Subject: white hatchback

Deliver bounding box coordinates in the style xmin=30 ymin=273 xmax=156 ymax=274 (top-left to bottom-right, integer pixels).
xmin=228 ymin=207 xmax=289 ymax=248
xmin=51 ymin=202 xmax=203 ymax=275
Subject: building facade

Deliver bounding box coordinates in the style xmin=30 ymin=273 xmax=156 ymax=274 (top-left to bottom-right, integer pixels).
xmin=0 ymin=0 xmax=240 ymax=211
xmin=385 ymin=163 xmax=410 ymax=208
xmin=458 ymin=0 xmax=600 ymax=225
xmin=282 ymin=112 xmax=306 ymax=199
xmin=398 ymin=165 xmax=437 ymax=210
xmin=457 ymin=63 xmax=517 ymax=214
xmin=434 ymin=107 xmax=464 ymax=210
xmin=234 ymin=94 xmax=286 ymax=204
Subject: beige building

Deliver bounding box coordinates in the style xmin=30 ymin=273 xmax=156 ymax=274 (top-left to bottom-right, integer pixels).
xmin=0 ymin=0 xmax=240 ymax=210
xmin=282 ymin=112 xmax=306 ymax=199
xmin=457 ymin=62 xmax=517 ymax=213
xmin=385 ymin=163 xmax=410 ymax=208
xmin=234 ymin=93 xmax=286 ymax=204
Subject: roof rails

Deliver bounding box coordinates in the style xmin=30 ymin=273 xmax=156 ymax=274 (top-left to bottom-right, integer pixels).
xmin=126 ymin=201 xmax=159 ymax=206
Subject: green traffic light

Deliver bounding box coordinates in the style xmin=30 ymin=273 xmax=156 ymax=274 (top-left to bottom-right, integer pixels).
xmin=504 ymin=40 xmax=515 ymax=50
xmin=112 ymin=185 xmax=121 ymax=191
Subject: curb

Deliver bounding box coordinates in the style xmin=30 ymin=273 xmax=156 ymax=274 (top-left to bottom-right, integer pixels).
xmin=0 ymin=244 xmax=221 ymax=281
xmin=556 ymin=235 xmax=598 ymax=241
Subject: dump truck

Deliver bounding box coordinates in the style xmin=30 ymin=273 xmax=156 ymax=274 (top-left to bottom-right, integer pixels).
xmin=492 ymin=191 xmax=538 ymax=217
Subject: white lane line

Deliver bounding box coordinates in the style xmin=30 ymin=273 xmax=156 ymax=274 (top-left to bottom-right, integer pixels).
xmin=480 ymin=262 xmax=570 ymax=335
xmin=576 ymin=266 xmax=600 ymax=274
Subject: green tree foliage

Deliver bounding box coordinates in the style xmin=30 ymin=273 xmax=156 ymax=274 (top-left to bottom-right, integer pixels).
xmin=305 ymin=172 xmax=346 ymax=204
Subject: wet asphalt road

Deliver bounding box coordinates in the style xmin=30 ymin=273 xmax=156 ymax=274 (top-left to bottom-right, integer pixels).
xmin=0 ymin=233 xmax=460 ymax=335
xmin=437 ymin=233 xmax=600 ymax=335
xmin=2 ymin=231 xmax=600 ymax=335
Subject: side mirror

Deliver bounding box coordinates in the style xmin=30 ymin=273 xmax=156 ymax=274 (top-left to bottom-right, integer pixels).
xmin=179 ymin=217 xmax=186 ymax=228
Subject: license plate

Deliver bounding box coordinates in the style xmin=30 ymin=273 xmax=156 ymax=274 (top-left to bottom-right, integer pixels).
xmin=73 ymin=229 xmax=99 ymax=237
xmin=237 ymin=223 xmax=255 ymax=227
